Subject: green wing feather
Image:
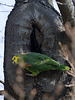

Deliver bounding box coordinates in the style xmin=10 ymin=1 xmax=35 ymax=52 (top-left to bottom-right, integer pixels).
xmin=22 ymin=52 xmax=70 ymax=76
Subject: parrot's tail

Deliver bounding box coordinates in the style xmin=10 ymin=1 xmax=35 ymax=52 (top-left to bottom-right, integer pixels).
xmin=60 ymin=65 xmax=70 ymax=71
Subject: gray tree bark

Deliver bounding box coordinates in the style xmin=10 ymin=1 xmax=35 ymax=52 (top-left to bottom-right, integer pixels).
xmin=56 ymin=0 xmax=75 ymax=26
xmin=4 ymin=0 xmax=72 ymax=100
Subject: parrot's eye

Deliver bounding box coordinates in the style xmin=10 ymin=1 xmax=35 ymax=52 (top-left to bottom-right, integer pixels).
xmin=12 ymin=56 xmax=17 ymax=61
xmin=14 ymin=58 xmax=16 ymax=60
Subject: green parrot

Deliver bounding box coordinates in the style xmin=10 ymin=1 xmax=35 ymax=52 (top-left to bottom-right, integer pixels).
xmin=12 ymin=52 xmax=70 ymax=76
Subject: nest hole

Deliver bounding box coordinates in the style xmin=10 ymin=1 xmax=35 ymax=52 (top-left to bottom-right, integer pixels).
xmin=30 ymin=24 xmax=42 ymax=53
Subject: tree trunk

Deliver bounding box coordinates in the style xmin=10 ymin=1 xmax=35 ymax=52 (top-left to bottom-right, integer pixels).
xmin=4 ymin=0 xmax=72 ymax=100
xmin=56 ymin=0 xmax=75 ymax=26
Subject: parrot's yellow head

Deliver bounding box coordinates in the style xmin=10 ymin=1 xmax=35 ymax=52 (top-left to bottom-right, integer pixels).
xmin=12 ymin=55 xmax=28 ymax=68
xmin=12 ymin=56 xmax=20 ymax=64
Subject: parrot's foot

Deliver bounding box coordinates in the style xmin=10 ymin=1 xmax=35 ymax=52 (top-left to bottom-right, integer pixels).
xmin=25 ymin=73 xmax=35 ymax=77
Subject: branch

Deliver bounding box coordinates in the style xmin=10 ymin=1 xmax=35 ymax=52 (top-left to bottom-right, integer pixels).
xmin=58 ymin=42 xmax=75 ymax=78
xmin=65 ymin=84 xmax=75 ymax=87
xmin=0 ymin=90 xmax=4 ymax=95
xmin=0 ymin=11 xmax=10 ymax=12
xmin=56 ymin=0 xmax=75 ymax=26
xmin=0 ymin=80 xmax=5 ymax=85
xmin=0 ymin=3 xmax=14 ymax=7
xmin=0 ymin=90 xmax=16 ymax=100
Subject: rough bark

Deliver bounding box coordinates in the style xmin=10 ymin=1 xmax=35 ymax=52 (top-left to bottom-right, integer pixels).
xmin=4 ymin=0 xmax=72 ymax=100
xmin=56 ymin=0 xmax=75 ymax=26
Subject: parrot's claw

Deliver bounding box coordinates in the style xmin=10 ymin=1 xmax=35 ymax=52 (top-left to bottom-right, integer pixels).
xmin=25 ymin=73 xmax=35 ymax=77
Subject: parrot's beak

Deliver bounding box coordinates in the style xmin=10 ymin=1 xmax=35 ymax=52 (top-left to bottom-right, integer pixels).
xmin=12 ymin=61 xmax=17 ymax=65
xmin=12 ymin=61 xmax=15 ymax=64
